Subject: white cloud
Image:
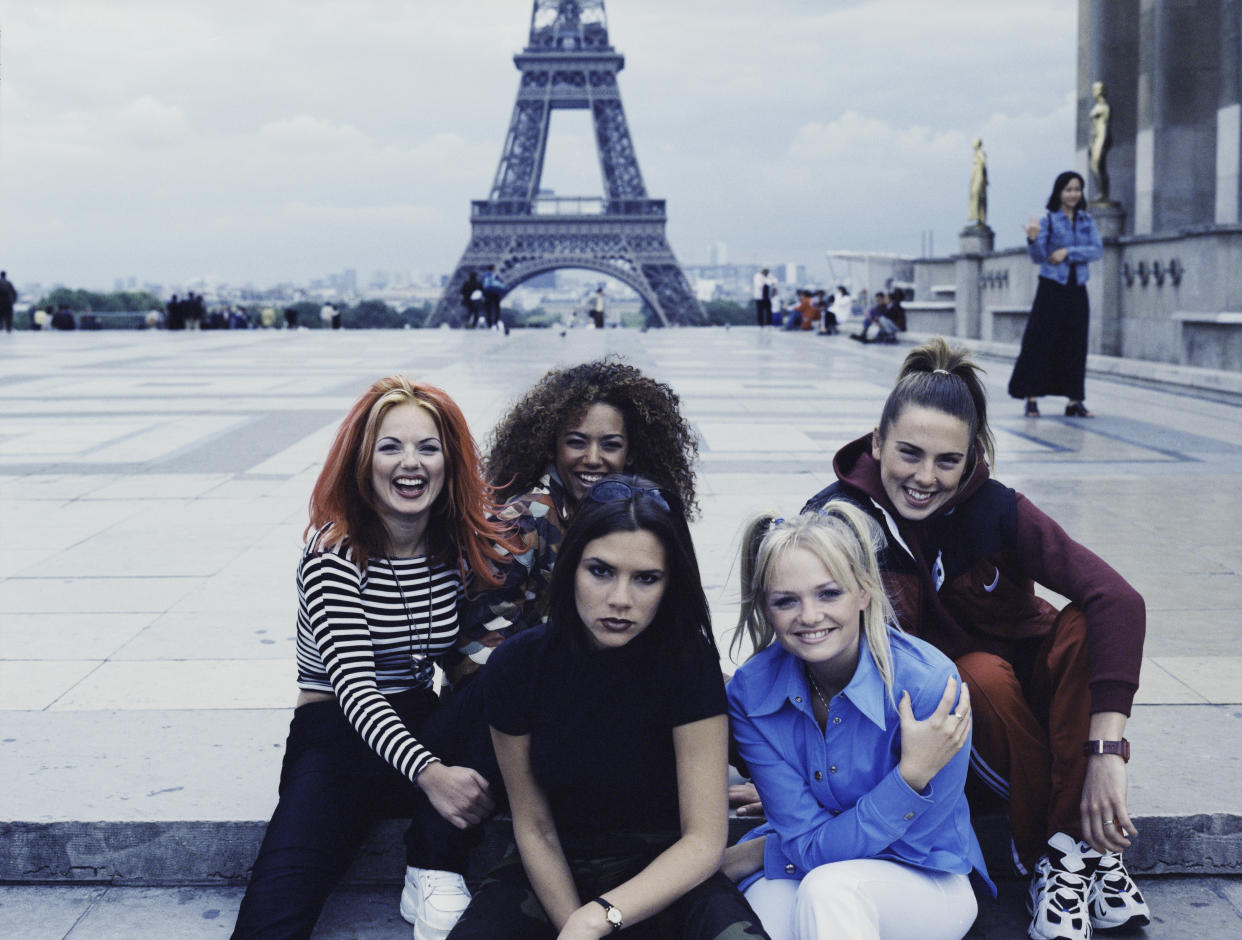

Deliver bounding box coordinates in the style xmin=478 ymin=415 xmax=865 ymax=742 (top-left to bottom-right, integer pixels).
xmin=0 ymin=0 xmax=1083 ymax=287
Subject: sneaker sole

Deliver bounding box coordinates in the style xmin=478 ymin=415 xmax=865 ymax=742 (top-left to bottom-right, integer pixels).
xmin=1091 ymin=912 xmax=1150 ymax=931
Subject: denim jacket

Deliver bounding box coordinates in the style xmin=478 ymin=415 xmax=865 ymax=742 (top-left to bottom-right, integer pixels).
xmin=1026 ymin=209 xmax=1103 ymax=285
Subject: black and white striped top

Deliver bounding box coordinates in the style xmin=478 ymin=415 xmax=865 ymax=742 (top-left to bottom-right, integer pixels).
xmin=295 ymin=527 xmax=463 ymax=781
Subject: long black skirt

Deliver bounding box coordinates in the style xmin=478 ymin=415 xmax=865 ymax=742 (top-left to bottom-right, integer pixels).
xmin=1008 ymin=276 xmax=1089 ymax=401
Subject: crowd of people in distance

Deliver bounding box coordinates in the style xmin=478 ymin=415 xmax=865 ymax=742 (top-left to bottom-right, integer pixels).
xmin=751 ymin=268 xmax=909 ymax=343
xmin=229 ymin=334 xmax=1149 ymax=940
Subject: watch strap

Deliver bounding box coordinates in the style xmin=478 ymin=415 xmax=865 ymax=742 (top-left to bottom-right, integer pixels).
xmin=1082 ymin=738 xmax=1130 ymax=762
xmin=594 ymin=897 xmax=623 ymax=931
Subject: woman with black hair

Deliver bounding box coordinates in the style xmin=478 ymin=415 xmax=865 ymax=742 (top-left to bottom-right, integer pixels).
xmin=1009 ymin=170 xmax=1103 ymax=418
xmin=448 ymin=475 xmax=767 ymax=939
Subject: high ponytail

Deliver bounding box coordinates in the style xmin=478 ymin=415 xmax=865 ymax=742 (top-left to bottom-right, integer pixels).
xmin=877 ymin=337 xmax=994 ymax=473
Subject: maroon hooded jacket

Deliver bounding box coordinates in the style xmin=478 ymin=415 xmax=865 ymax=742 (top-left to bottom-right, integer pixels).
xmin=803 ymin=434 xmax=1145 ymax=716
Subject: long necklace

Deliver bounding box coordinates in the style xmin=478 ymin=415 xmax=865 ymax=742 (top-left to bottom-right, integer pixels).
xmin=805 ymin=662 xmax=833 ymax=724
xmin=386 ymin=555 xmax=434 ymax=687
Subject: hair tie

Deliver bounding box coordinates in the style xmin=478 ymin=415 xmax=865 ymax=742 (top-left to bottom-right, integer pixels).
xmin=769 ymin=517 xmax=785 ymax=530
xmin=933 ymin=368 xmax=951 ymax=375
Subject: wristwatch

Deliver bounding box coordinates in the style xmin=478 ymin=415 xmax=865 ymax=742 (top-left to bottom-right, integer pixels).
xmin=594 ymin=897 xmax=623 ymax=932
xmin=1082 ymin=738 xmax=1130 ymax=762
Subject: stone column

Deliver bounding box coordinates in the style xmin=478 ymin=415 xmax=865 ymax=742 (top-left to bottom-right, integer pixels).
xmin=1088 ymin=202 xmax=1127 ymax=356
xmin=1078 ymin=0 xmax=1139 ymax=216
xmin=1135 ymin=0 xmax=1221 ymax=234
xmin=1215 ymin=0 xmax=1241 ymax=224
xmin=954 ymin=224 xmax=994 ymax=339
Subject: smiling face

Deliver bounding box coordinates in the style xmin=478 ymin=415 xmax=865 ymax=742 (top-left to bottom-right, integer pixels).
xmin=1059 ymin=176 xmax=1084 ymax=212
xmin=872 ymin=404 xmax=972 ymax=521
xmin=368 ymin=402 xmax=446 ymax=551
xmin=766 ymin=546 xmax=869 ymax=676
xmin=574 ymin=528 xmax=667 ymax=650
xmin=555 ymin=402 xmax=629 ymax=507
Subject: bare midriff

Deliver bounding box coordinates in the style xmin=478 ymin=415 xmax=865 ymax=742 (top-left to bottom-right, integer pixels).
xmin=296 ymin=690 xmax=336 ymax=708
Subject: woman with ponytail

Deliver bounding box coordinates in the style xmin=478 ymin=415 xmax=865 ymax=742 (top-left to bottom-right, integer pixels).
xmin=803 ymin=338 xmax=1149 ymax=940
xmin=724 ymin=505 xmax=990 ymax=939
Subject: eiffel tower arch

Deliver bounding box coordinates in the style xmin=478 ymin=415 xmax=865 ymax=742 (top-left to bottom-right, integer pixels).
xmin=430 ymin=0 xmax=705 ymax=327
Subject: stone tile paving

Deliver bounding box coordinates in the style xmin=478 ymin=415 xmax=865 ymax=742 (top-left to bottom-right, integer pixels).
xmin=2 ymin=327 xmax=1241 ymax=886
xmin=2 ymin=877 xmax=1241 ymax=938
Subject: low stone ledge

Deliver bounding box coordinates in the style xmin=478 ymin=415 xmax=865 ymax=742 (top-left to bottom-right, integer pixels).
xmin=5 ymin=812 xmax=1238 ymax=886
xmin=1172 ymin=312 xmax=1242 ymax=371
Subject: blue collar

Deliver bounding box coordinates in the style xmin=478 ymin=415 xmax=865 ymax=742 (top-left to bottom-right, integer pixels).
xmin=746 ymin=636 xmax=891 ymax=731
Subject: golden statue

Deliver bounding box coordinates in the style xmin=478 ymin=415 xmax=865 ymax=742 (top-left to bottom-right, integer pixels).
xmin=967 ymin=137 xmax=988 ymax=224
xmin=1089 ymin=81 xmax=1112 ymax=202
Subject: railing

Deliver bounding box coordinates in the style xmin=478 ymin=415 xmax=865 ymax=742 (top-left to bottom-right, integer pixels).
xmin=472 ymin=198 xmax=665 ymax=218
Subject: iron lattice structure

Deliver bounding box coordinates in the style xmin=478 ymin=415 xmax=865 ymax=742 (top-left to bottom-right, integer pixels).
xmin=431 ymin=0 xmax=704 ymax=327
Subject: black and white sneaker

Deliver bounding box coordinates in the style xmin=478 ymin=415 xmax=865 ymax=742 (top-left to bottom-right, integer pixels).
xmin=1088 ymin=851 xmax=1150 ymax=931
xmin=1027 ymin=832 xmax=1099 ymax=940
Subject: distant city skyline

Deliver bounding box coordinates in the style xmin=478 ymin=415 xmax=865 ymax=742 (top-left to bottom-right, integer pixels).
xmin=1 ymin=0 xmax=1079 ymax=290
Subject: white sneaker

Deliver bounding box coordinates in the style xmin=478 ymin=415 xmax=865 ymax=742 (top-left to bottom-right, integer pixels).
xmin=399 ymin=866 xmax=471 ymax=940
xmin=1088 ymin=852 xmax=1150 ymax=931
xmin=1027 ymin=832 xmax=1098 ymax=939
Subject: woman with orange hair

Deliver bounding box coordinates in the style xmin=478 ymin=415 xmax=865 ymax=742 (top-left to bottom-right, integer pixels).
xmin=232 ymin=376 xmax=516 ymax=940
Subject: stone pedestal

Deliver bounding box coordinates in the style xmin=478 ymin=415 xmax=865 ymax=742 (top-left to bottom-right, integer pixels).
xmin=953 ymin=224 xmax=994 ymax=339
xmin=958 ymin=223 xmax=995 ymax=254
xmin=1089 ymin=201 xmax=1126 ymax=356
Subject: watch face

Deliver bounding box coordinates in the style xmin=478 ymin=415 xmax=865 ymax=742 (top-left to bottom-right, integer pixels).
xmin=606 ymin=907 xmax=623 ymax=927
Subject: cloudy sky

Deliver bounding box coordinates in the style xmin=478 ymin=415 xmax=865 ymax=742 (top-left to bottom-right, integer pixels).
xmin=0 ymin=0 xmax=1081 ymax=290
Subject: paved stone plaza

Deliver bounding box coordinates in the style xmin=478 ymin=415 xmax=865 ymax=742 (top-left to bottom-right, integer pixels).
xmin=2 ymin=326 xmax=1241 ymax=936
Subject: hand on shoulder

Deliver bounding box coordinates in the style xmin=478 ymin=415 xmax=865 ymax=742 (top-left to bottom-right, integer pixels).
xmin=897 ymin=675 xmax=971 ymax=793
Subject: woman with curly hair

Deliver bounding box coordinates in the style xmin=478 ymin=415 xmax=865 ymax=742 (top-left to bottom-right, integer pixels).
xmin=453 ymin=357 xmax=700 ymax=675
xmin=231 ymin=376 xmax=517 ymax=940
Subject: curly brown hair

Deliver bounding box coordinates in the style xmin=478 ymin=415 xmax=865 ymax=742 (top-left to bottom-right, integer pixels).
xmin=485 ymin=357 xmax=700 ymax=517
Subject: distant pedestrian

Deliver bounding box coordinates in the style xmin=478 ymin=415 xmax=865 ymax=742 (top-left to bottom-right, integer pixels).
xmin=752 ymin=267 xmax=776 ymax=327
xmin=481 ymin=267 xmax=505 ymax=330
xmin=589 ymin=286 xmax=606 ymax=328
xmin=284 ymin=307 xmax=299 ymax=329
xmin=0 ymin=270 xmax=17 ymax=333
xmin=461 ymin=271 xmax=484 ymax=329
xmin=319 ymin=303 xmax=336 ymax=330
xmin=886 ymin=288 xmax=907 ymax=333
xmin=167 ymin=294 xmax=185 ymax=330
xmin=1010 ymin=171 xmax=1102 ymax=418
xmin=821 ymin=285 xmax=850 ymax=335
xmin=186 ymin=292 xmax=204 ymax=331
xmin=851 ymin=291 xmax=890 ymax=343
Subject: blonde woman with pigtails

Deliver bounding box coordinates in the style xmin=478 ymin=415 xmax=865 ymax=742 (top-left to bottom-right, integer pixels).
xmin=723 ymin=505 xmax=993 ymax=940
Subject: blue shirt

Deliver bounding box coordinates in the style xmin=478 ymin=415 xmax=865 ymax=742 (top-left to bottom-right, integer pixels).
xmin=727 ymin=629 xmax=993 ymax=894
xmin=1026 ymin=209 xmax=1103 ymax=285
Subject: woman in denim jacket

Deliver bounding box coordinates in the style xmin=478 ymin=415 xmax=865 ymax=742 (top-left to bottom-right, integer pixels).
xmin=1008 ymin=171 xmax=1103 ymax=418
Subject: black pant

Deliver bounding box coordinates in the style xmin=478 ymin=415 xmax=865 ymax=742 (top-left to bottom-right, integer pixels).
xmin=484 ymin=295 xmax=501 ymax=328
xmin=232 ymin=681 xmax=497 ymax=940
xmin=449 ymin=825 xmax=770 ymax=939
xmin=465 ymin=299 xmax=480 ymax=328
xmin=755 ymin=298 xmax=771 ymax=327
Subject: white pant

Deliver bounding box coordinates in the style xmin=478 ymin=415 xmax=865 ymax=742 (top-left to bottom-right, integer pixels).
xmin=743 ymin=858 xmax=977 ymax=940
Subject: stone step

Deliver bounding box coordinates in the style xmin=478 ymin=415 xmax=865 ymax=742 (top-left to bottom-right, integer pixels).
xmin=4 ymin=703 xmax=1241 ymax=884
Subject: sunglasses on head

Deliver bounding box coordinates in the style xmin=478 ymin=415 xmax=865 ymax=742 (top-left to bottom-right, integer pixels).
xmin=587 ymin=480 xmax=671 ymax=513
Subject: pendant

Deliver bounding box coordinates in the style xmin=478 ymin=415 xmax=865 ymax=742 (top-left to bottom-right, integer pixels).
xmin=412 ymin=656 xmax=435 ymax=686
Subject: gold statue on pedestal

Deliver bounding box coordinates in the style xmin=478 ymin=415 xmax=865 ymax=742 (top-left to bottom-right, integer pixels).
xmin=967 ymin=137 xmax=988 ymax=225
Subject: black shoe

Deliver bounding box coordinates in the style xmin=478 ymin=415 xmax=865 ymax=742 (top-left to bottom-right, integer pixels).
xmin=848 ymin=333 xmax=868 ymax=343
xmin=1025 ymin=399 xmax=1040 ymax=418
xmin=1065 ymin=401 xmax=1093 ymax=418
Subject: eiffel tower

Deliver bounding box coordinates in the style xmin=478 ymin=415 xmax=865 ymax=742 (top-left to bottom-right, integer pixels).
xmin=430 ymin=0 xmax=705 ymax=327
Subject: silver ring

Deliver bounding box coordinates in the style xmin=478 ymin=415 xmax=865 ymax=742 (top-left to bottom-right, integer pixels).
xmin=1103 ymin=819 xmax=1115 ymax=827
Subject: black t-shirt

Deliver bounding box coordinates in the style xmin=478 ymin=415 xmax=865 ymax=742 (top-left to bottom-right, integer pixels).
xmin=486 ymin=619 xmax=727 ymax=837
